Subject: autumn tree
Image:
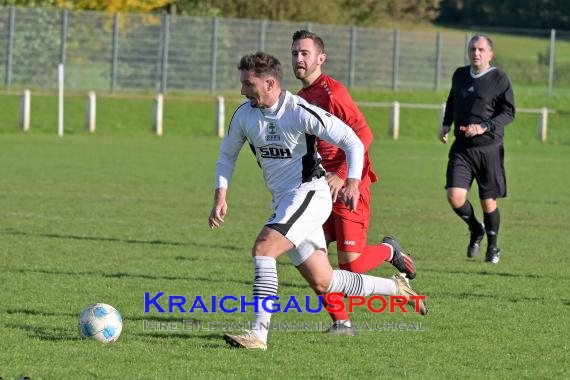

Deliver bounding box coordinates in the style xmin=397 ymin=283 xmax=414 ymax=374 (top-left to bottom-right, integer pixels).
xmin=55 ymin=0 xmax=173 ymax=12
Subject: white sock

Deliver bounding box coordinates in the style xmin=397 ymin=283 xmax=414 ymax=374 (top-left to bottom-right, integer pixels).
xmin=362 ymin=274 xmax=397 ymax=295
xmin=382 ymin=243 xmax=394 ymax=262
xmin=251 ymin=256 xmax=277 ymax=343
xmin=327 ymin=270 xmax=397 ymax=296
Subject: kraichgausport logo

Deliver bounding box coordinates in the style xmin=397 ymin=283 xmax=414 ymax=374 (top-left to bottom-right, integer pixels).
xmin=144 ymin=292 xmax=426 ymax=314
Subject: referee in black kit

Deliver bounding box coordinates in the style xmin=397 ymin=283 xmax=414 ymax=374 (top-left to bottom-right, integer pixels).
xmin=438 ymin=35 xmax=515 ymax=264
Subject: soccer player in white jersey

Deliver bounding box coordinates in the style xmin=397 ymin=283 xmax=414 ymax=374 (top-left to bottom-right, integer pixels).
xmin=208 ymin=52 xmax=427 ymax=351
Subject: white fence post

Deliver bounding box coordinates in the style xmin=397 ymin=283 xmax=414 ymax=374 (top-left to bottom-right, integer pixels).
xmin=215 ymin=95 xmax=225 ymax=137
xmin=86 ymin=91 xmax=96 ymax=133
xmin=440 ymin=102 xmax=446 ymax=126
xmin=390 ymin=101 xmax=400 ymax=139
xmin=537 ymin=107 xmax=548 ymax=142
xmin=58 ymin=63 xmax=64 ymax=137
xmin=20 ymin=89 xmax=31 ymax=131
xmin=153 ymin=93 xmax=164 ymax=136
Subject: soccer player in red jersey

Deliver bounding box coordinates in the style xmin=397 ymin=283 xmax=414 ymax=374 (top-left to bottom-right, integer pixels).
xmin=291 ymin=30 xmax=417 ymax=335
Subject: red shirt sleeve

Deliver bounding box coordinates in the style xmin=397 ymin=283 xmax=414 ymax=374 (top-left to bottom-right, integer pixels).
xmin=328 ymin=84 xmax=374 ymax=181
xmin=298 ymin=74 xmax=377 ymax=185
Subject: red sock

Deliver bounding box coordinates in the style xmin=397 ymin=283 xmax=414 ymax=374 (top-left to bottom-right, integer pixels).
xmin=321 ymin=294 xmax=349 ymax=322
xmin=339 ymin=243 xmax=392 ymax=274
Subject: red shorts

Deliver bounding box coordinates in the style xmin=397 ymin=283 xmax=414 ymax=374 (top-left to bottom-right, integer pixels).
xmin=322 ymin=185 xmax=372 ymax=253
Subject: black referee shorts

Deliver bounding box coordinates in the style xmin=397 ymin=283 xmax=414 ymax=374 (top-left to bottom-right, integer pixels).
xmin=445 ymin=142 xmax=507 ymax=199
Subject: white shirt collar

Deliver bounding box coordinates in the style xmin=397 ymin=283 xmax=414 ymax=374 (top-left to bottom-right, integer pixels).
xmin=470 ymin=66 xmax=496 ymax=78
xmin=260 ymin=92 xmax=286 ymax=116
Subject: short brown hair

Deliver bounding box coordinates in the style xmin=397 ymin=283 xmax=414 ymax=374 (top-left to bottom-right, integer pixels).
xmin=292 ymin=30 xmax=325 ymax=53
xmin=238 ymin=52 xmax=283 ymax=83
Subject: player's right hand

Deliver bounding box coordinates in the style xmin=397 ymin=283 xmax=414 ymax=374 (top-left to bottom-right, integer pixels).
xmin=343 ymin=178 xmax=360 ymax=212
xmin=438 ymin=125 xmax=451 ymax=143
xmin=209 ymin=188 xmax=228 ymax=229
xmin=325 ymin=172 xmax=345 ymax=203
xmin=208 ymin=203 xmax=227 ymax=229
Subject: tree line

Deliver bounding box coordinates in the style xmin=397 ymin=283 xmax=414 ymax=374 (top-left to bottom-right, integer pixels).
xmin=1 ymin=0 xmax=567 ymax=29
xmin=437 ymin=0 xmax=570 ymax=30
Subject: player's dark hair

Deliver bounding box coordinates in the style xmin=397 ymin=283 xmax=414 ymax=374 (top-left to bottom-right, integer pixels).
xmin=238 ymin=52 xmax=283 ymax=83
xmin=469 ymin=35 xmax=494 ymax=51
xmin=292 ymin=30 xmax=325 ymax=53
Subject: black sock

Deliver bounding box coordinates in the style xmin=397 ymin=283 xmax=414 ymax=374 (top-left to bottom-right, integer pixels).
xmin=453 ymin=200 xmax=482 ymax=232
xmin=484 ymin=208 xmax=500 ymax=248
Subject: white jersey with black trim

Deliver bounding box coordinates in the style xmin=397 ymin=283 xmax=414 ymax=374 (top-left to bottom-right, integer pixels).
xmin=216 ymin=90 xmax=364 ymax=207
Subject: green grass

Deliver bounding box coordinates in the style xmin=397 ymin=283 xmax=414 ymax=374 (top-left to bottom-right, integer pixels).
xmin=0 ymin=91 xmax=569 ymax=379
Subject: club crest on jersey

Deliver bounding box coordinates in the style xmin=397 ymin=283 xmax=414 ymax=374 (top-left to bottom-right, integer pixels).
xmin=258 ymin=144 xmax=292 ymax=159
xmin=265 ymin=121 xmax=280 ymax=141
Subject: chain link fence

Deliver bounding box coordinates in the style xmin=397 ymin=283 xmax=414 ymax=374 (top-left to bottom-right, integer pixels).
xmin=0 ymin=6 xmax=568 ymax=95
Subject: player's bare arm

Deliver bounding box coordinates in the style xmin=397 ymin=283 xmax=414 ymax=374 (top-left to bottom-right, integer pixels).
xmin=209 ymin=187 xmax=228 ymax=229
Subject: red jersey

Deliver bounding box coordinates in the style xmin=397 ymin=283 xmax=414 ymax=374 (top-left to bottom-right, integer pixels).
xmin=298 ymin=73 xmax=377 ymax=187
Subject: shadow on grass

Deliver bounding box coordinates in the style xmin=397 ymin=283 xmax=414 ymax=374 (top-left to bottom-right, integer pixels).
xmin=6 ymin=309 xmax=77 ymax=318
xmin=174 ymin=256 xmax=197 ymax=261
xmin=4 ymin=322 xmax=81 ymax=341
xmin=9 ymin=268 xmax=307 ymax=289
xmin=422 ymin=267 xmax=552 ymax=280
xmin=433 ymin=291 xmax=570 ymax=305
xmin=4 ymin=319 xmax=226 ymax=348
xmin=4 ymin=309 xmax=205 ymax=323
xmin=132 ymin=331 xmax=224 ymax=348
xmin=1 ymin=229 xmax=245 ymax=252
xmin=11 ymin=267 xmax=247 ymax=285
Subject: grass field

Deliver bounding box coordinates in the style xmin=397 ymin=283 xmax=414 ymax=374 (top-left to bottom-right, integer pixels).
xmin=1 ymin=90 xmax=569 ymax=379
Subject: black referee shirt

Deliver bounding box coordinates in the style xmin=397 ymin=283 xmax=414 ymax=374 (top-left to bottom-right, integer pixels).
xmin=443 ymin=66 xmax=515 ymax=147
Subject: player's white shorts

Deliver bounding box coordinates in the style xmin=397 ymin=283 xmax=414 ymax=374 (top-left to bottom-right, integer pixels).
xmin=266 ymin=178 xmax=332 ymax=266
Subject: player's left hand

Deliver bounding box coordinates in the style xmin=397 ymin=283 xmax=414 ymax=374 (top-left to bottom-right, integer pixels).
xmin=342 ymin=178 xmax=360 ymax=212
xmin=325 ymin=172 xmax=345 ymax=203
xmin=459 ymin=124 xmax=486 ymax=138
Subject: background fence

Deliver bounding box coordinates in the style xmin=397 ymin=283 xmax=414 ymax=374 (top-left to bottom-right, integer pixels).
xmin=0 ymin=6 xmax=568 ymax=95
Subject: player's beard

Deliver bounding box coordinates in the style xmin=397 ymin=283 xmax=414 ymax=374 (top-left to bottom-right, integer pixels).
xmin=294 ymin=61 xmax=318 ymax=80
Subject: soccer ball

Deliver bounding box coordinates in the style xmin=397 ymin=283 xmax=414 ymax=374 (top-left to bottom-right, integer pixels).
xmin=78 ymin=303 xmax=123 ymax=343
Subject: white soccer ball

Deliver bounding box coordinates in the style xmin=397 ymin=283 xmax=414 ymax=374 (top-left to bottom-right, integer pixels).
xmin=78 ymin=303 xmax=123 ymax=344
